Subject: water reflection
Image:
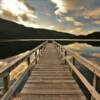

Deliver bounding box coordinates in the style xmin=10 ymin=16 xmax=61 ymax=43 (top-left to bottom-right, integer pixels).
xmin=63 ymin=42 xmax=92 ymax=51
xmin=63 ymin=42 xmax=100 ymax=66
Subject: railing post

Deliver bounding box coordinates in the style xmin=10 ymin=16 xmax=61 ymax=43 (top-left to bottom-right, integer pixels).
xmin=35 ymin=51 xmax=38 ymax=64
xmin=39 ymin=48 xmax=42 ymax=58
xmin=27 ymin=57 xmax=31 ymax=76
xmin=39 ymin=49 xmax=41 ymax=58
xmin=64 ymin=51 xmax=67 ymax=64
xmin=60 ymin=47 xmax=63 ymax=58
xmin=27 ymin=57 xmax=30 ymax=65
xmin=71 ymin=57 xmax=75 ymax=75
xmin=58 ymin=46 xmax=60 ymax=57
xmin=39 ymin=47 xmax=43 ymax=56
xmin=72 ymin=57 xmax=75 ymax=65
xmin=3 ymin=75 xmax=10 ymax=93
xmin=91 ymin=74 xmax=97 ymax=100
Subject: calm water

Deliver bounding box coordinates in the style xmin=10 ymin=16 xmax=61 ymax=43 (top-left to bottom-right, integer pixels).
xmin=0 ymin=41 xmax=44 ymax=58
xmin=64 ymin=42 xmax=100 ymax=65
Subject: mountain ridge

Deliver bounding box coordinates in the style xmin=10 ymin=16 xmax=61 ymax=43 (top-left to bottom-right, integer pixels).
xmin=0 ymin=18 xmax=99 ymax=39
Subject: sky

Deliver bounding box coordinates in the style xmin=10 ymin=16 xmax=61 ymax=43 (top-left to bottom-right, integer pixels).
xmin=0 ymin=0 xmax=100 ymax=35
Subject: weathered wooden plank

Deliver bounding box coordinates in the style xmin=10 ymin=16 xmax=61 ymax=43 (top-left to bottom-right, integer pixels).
xmin=26 ymin=79 xmax=76 ymax=83
xmin=23 ymin=83 xmax=79 ymax=89
xmin=13 ymin=94 xmax=86 ymax=100
xmin=28 ymin=76 xmax=73 ymax=80
xmin=21 ymin=88 xmax=82 ymax=95
xmin=31 ymin=73 xmax=71 ymax=76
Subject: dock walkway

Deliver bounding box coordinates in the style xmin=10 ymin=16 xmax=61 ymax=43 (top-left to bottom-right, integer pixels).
xmin=13 ymin=43 xmax=86 ymax=100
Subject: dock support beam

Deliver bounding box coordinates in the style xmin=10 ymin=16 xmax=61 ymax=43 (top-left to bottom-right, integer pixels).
xmin=64 ymin=51 xmax=67 ymax=64
xmin=3 ymin=75 xmax=10 ymax=93
xmin=91 ymin=74 xmax=97 ymax=100
xmin=27 ymin=57 xmax=31 ymax=76
xmin=35 ymin=51 xmax=38 ymax=64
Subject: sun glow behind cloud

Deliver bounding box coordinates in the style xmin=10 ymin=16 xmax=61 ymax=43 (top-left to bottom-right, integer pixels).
xmin=0 ymin=0 xmax=38 ymax=27
xmin=1 ymin=0 xmax=29 ymax=16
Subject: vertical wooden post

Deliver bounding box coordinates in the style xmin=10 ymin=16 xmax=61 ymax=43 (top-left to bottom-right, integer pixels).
xmin=91 ymin=74 xmax=97 ymax=100
xmin=58 ymin=46 xmax=60 ymax=55
xmin=27 ymin=57 xmax=31 ymax=76
xmin=39 ymin=49 xmax=41 ymax=58
xmin=35 ymin=51 xmax=37 ymax=64
xmin=72 ymin=57 xmax=75 ymax=65
xmin=40 ymin=47 xmax=43 ymax=55
xmin=64 ymin=51 xmax=67 ymax=64
xmin=27 ymin=57 xmax=30 ymax=65
xmin=61 ymin=48 xmax=65 ymax=60
xmin=58 ymin=46 xmax=60 ymax=57
xmin=60 ymin=47 xmax=62 ymax=58
xmin=71 ymin=57 xmax=75 ymax=75
xmin=3 ymin=75 xmax=10 ymax=93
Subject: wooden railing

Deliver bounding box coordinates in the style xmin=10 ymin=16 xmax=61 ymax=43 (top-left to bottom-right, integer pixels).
xmin=0 ymin=41 xmax=47 ymax=100
xmin=54 ymin=41 xmax=100 ymax=100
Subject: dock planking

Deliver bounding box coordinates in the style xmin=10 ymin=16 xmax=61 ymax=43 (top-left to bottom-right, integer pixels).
xmin=13 ymin=43 xmax=86 ymax=100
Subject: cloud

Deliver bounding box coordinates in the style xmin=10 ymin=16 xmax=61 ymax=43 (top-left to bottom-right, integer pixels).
xmin=51 ymin=0 xmax=100 ymax=35
xmin=57 ymin=19 xmax=63 ymax=23
xmin=0 ymin=0 xmax=38 ymax=27
xmin=44 ymin=25 xmax=55 ymax=30
xmin=51 ymin=0 xmax=100 ymax=20
xmin=65 ymin=17 xmax=83 ymax=26
xmin=51 ymin=0 xmax=68 ymax=15
xmin=67 ymin=27 xmax=89 ymax=36
xmin=95 ymin=21 xmax=100 ymax=25
xmin=51 ymin=0 xmax=86 ymax=15
xmin=82 ymin=8 xmax=100 ymax=18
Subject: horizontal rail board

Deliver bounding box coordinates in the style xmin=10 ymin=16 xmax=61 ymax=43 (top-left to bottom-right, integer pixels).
xmin=67 ymin=58 xmax=100 ymax=100
xmin=1 ymin=60 xmax=35 ymax=100
xmin=55 ymin=42 xmax=100 ymax=78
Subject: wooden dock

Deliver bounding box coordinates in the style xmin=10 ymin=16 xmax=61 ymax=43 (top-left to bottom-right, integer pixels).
xmin=0 ymin=41 xmax=100 ymax=100
xmin=13 ymin=43 xmax=86 ymax=100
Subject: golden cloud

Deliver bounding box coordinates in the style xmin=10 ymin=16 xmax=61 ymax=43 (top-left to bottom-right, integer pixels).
xmin=65 ymin=17 xmax=83 ymax=26
xmin=95 ymin=20 xmax=100 ymax=24
xmin=0 ymin=0 xmax=38 ymax=27
xmin=51 ymin=0 xmax=68 ymax=15
xmin=81 ymin=8 xmax=100 ymax=18
xmin=64 ymin=42 xmax=92 ymax=50
xmin=68 ymin=27 xmax=89 ymax=36
xmin=51 ymin=0 xmax=100 ymax=21
xmin=51 ymin=0 xmax=85 ymax=15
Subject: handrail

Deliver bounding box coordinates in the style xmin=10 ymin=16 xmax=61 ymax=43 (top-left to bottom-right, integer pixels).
xmin=54 ymin=41 xmax=100 ymax=100
xmin=0 ymin=41 xmax=47 ymax=100
xmin=1 ymin=60 xmax=35 ymax=100
xmin=0 ymin=41 xmax=47 ymax=77
xmin=54 ymin=41 xmax=100 ymax=77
